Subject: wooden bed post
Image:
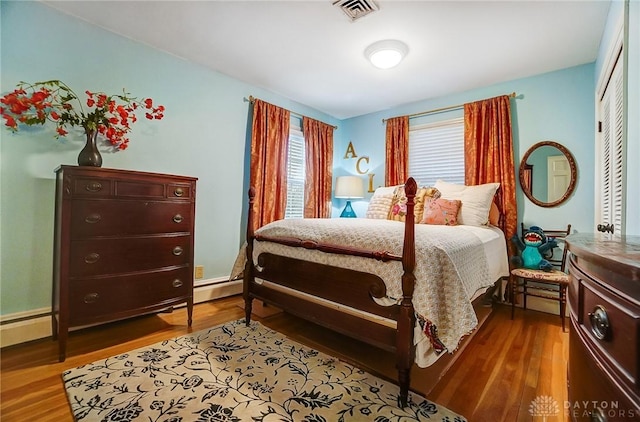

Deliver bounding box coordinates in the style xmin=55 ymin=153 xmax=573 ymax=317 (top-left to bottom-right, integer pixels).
xmin=243 ymin=187 xmax=256 ymax=326
xmin=397 ymin=177 xmax=417 ymax=408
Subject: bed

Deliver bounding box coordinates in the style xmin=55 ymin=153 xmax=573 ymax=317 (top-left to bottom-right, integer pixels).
xmin=238 ymin=178 xmax=509 ymax=407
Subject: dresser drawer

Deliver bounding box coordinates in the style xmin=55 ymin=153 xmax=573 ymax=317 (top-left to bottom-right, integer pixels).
xmin=69 ymin=176 xmax=193 ymax=200
xmin=580 ymin=277 xmax=640 ymax=387
xmin=569 ymin=321 xmax=640 ymax=421
xmin=70 ymin=200 xmax=192 ymax=237
xmin=115 ymin=180 xmax=193 ymax=200
xmin=71 ymin=177 xmax=113 ymax=198
xmin=166 ymin=183 xmax=193 ymax=200
xmin=69 ymin=235 xmax=191 ymax=277
xmin=68 ymin=266 xmax=191 ymax=325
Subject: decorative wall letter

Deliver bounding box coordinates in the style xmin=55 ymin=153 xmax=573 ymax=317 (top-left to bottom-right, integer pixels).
xmin=367 ymin=173 xmax=375 ymax=193
xmin=356 ymin=156 xmax=369 ymax=174
xmin=343 ymin=141 xmax=375 ymax=193
xmin=344 ymin=141 xmax=357 ymax=159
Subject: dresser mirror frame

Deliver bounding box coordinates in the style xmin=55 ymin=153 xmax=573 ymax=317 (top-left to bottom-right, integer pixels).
xmin=519 ymin=140 xmax=577 ymax=208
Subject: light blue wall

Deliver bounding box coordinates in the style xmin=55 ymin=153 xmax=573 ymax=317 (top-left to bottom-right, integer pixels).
xmin=3 ymin=0 xmax=636 ymax=318
xmin=0 ymin=1 xmax=340 ymax=315
xmin=338 ymin=64 xmax=596 ymax=233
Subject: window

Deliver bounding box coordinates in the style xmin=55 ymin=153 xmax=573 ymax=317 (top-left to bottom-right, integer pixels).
xmin=285 ymin=128 xmax=305 ymax=219
xmin=408 ymin=117 xmax=465 ymax=186
xmin=596 ymin=47 xmax=625 ymax=236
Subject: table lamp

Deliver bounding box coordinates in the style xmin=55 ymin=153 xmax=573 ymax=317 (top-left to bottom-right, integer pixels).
xmin=334 ymin=175 xmax=364 ymax=218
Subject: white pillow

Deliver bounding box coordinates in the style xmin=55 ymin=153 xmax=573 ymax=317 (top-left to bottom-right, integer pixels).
xmin=434 ymin=180 xmax=500 ymax=226
xmin=365 ymin=186 xmax=397 ymax=219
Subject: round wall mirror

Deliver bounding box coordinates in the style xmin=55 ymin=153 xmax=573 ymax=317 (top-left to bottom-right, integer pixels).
xmin=519 ymin=140 xmax=577 ymax=207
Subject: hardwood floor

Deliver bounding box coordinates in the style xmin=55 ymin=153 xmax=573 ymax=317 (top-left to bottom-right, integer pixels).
xmin=0 ymin=295 xmax=568 ymax=421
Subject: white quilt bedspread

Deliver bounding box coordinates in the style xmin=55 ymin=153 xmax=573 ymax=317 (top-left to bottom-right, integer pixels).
xmin=238 ymin=218 xmax=498 ymax=366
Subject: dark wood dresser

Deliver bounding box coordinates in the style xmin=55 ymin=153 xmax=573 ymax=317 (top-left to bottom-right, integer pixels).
xmin=52 ymin=166 xmax=197 ymax=361
xmin=566 ymin=234 xmax=640 ymax=421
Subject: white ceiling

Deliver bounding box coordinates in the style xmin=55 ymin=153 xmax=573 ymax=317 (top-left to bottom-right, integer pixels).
xmin=43 ymin=0 xmax=611 ymax=120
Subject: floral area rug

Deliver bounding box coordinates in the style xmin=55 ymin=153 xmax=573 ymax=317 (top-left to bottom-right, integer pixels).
xmin=63 ymin=319 xmax=466 ymax=422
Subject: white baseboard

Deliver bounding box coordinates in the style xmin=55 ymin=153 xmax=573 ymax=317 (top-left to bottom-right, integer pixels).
xmin=0 ymin=278 xmax=242 ymax=349
xmin=194 ymin=278 xmax=242 ymax=303
xmin=0 ymin=308 xmax=52 ymax=349
xmin=512 ymin=295 xmax=566 ymax=317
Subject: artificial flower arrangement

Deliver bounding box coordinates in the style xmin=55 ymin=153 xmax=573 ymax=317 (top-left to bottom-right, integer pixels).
xmin=0 ymin=79 xmax=165 ymax=151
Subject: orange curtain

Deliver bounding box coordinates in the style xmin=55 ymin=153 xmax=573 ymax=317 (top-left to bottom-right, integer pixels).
xmin=464 ymin=95 xmax=517 ymax=249
xmin=250 ymin=99 xmax=290 ymax=231
xmin=303 ymin=117 xmax=334 ymax=218
xmin=385 ymin=116 xmax=409 ymax=186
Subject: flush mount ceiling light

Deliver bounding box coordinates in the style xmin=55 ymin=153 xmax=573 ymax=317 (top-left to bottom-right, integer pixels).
xmin=364 ymin=39 xmax=408 ymax=69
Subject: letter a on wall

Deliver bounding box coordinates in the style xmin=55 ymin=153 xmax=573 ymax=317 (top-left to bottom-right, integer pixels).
xmin=344 ymin=141 xmax=357 ymax=159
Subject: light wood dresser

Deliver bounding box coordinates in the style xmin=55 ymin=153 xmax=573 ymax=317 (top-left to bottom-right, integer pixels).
xmin=52 ymin=166 xmax=197 ymax=361
xmin=566 ymin=233 xmax=640 ymax=421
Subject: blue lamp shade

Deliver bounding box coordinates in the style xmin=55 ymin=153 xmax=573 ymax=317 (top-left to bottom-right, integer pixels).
xmin=334 ymin=176 xmax=364 ymax=218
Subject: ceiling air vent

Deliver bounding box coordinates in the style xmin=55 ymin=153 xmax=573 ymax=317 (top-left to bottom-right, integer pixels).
xmin=333 ymin=0 xmax=379 ymax=22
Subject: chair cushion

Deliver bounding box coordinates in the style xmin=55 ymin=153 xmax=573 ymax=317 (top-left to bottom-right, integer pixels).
xmin=511 ymin=268 xmax=569 ymax=283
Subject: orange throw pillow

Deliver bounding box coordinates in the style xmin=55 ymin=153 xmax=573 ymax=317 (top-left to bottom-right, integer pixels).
xmin=421 ymin=198 xmax=462 ymax=226
xmin=489 ymin=201 xmax=500 ymax=226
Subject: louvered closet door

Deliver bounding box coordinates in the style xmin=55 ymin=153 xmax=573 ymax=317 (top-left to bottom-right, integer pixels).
xmin=597 ymin=49 xmax=625 ymax=236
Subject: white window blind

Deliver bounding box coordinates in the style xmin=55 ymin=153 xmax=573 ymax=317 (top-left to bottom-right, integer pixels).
xmin=285 ymin=128 xmax=305 ymax=219
xmin=596 ymin=50 xmax=625 ymax=236
xmin=408 ymin=117 xmax=465 ymax=186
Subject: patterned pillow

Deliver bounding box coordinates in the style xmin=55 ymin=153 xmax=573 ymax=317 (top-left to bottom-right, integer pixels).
xmin=421 ymin=198 xmax=462 ymax=226
xmin=388 ymin=186 xmax=440 ymax=222
xmin=434 ymin=180 xmax=500 ymax=226
xmin=365 ymin=186 xmax=397 ymax=219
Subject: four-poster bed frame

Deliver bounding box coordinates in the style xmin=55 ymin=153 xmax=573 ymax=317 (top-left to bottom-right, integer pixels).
xmin=242 ymin=177 xmax=497 ymax=407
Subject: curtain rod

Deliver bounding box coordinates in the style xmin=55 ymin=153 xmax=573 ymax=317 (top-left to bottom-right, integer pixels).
xmin=381 ymin=92 xmax=518 ymax=123
xmin=245 ymin=95 xmax=338 ymax=130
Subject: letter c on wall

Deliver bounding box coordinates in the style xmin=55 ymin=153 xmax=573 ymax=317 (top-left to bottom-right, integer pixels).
xmin=356 ymin=156 xmax=369 ymax=175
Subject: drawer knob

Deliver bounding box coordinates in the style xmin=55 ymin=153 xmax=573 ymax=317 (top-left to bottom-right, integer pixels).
xmin=174 ymin=187 xmax=184 ymax=197
xmin=588 ymin=305 xmax=610 ymax=341
xmin=173 ymin=214 xmax=183 ymax=223
xmin=172 ymin=279 xmax=183 ymax=288
xmin=83 ymin=293 xmax=99 ymax=304
xmin=84 ymin=253 xmax=100 ymax=264
xmin=172 ymin=246 xmax=183 ymax=256
xmin=85 ymin=182 xmax=103 ymax=193
xmin=590 ymin=408 xmax=607 ymax=422
xmin=85 ymin=213 xmax=102 ymax=224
